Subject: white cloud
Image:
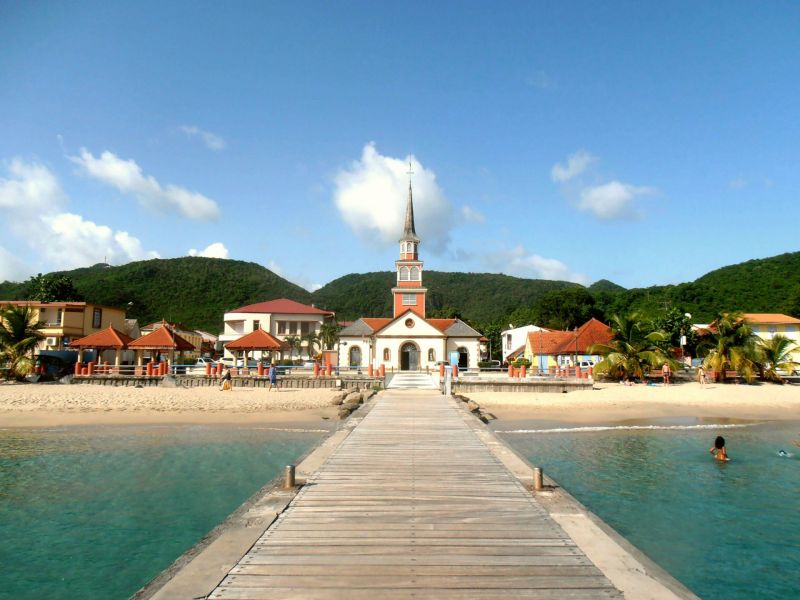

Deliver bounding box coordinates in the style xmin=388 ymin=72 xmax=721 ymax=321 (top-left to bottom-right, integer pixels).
xmin=461 ymin=206 xmax=485 ymax=224
xmin=0 ymin=159 xmax=160 ymax=273
xmin=483 ymin=245 xmax=588 ymax=284
xmin=180 ymin=125 xmax=226 ymax=151
xmin=41 ymin=213 xmax=160 ymax=268
xmin=729 ymin=177 xmax=747 ymax=189
xmin=578 ymin=180 xmax=654 ymax=219
xmin=0 ymin=158 xmax=65 ymax=211
xmin=551 ymin=150 xmax=597 ymax=183
xmin=334 ymin=143 xmax=453 ymax=252
xmin=0 ymin=244 xmax=31 ymax=282
xmin=188 ymin=242 xmax=229 ymax=259
xmin=69 ymin=148 xmax=220 ymax=220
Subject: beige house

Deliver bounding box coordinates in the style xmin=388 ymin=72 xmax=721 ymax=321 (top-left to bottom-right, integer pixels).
xmin=0 ymin=300 xmax=127 ymax=352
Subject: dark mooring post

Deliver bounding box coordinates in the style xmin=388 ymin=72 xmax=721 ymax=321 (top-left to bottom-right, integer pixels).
xmin=284 ymin=465 xmax=296 ymax=489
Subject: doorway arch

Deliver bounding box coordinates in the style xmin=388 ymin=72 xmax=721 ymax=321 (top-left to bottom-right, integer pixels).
xmin=457 ymin=346 xmax=469 ymax=369
xmin=349 ymin=346 xmax=362 ymax=367
xmin=400 ymin=342 xmax=419 ymax=371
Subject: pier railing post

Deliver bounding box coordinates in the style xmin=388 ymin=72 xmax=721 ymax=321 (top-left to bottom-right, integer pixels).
xmin=532 ymin=467 xmax=543 ymax=491
xmin=283 ymin=465 xmax=296 ymax=489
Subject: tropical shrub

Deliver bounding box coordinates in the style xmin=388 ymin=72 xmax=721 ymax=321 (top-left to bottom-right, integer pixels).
xmin=701 ymin=313 xmax=760 ymax=383
xmin=589 ymin=313 xmax=675 ymax=380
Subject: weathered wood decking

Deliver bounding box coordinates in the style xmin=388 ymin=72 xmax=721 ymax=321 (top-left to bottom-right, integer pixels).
xmin=209 ymin=392 xmax=623 ymax=599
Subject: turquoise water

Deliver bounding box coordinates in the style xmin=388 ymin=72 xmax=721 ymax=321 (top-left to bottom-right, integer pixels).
xmin=496 ymin=418 xmax=800 ymax=599
xmin=0 ymin=424 xmax=330 ymax=600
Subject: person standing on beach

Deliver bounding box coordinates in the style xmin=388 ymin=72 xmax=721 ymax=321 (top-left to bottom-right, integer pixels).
xmin=662 ymin=362 xmax=671 ymax=386
xmin=267 ymin=363 xmax=278 ymax=392
xmin=698 ymin=365 xmax=707 ymax=386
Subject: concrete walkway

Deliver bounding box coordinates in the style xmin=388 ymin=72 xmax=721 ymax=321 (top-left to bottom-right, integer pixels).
xmin=208 ymin=391 xmax=630 ymax=599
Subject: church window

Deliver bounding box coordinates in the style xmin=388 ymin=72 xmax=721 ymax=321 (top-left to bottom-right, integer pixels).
xmin=383 ymin=348 xmax=390 ymax=361
xmin=349 ymin=346 xmax=362 ymax=367
xmin=428 ymin=349 xmax=435 ymax=361
xmin=399 ymin=267 xmax=410 ymax=281
xmin=405 ymin=318 xmax=415 ymax=328
xmin=402 ymin=294 xmax=416 ymax=306
xmin=410 ymin=266 xmax=420 ymax=281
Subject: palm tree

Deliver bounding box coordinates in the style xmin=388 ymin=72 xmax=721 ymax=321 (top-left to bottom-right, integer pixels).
xmin=319 ymin=321 xmax=341 ymax=351
xmin=757 ymin=334 xmax=799 ymax=383
xmin=284 ymin=335 xmax=301 ymax=362
xmin=701 ymin=312 xmax=760 ymax=383
xmin=589 ymin=313 xmax=675 ymax=380
xmin=0 ymin=304 xmax=45 ymax=379
xmin=303 ymin=332 xmax=320 ymax=361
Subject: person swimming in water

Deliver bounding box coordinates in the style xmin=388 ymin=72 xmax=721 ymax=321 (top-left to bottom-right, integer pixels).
xmin=710 ymin=435 xmax=729 ymax=461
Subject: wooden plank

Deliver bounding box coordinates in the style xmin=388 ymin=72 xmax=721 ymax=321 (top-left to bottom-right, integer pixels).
xmin=208 ymin=392 xmax=623 ymax=599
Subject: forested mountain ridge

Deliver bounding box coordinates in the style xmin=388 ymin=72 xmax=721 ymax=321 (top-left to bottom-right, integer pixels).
xmin=1 ymin=251 xmax=799 ymax=333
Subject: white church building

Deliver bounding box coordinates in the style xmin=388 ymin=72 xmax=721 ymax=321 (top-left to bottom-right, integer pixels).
xmin=337 ymin=182 xmax=484 ymax=371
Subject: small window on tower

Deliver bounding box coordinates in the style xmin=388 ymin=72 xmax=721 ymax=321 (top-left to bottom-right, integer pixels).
xmin=410 ymin=266 xmax=420 ymax=281
xmin=403 ymin=294 xmax=416 ymax=306
xmin=399 ymin=267 xmax=410 ymax=281
xmin=383 ymin=348 xmax=390 ymax=361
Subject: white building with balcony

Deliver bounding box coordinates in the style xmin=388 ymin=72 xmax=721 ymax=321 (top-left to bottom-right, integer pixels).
xmin=219 ymin=298 xmax=334 ymax=362
xmin=500 ymin=324 xmax=548 ymax=363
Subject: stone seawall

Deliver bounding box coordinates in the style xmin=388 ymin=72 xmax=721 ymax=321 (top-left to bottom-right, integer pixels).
xmin=452 ymin=378 xmax=593 ymax=393
xmin=70 ymin=375 xmax=383 ymax=390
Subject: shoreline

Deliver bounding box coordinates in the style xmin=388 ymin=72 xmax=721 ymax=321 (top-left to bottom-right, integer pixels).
xmin=466 ymin=381 xmax=800 ymax=424
xmin=0 ymin=383 xmax=339 ymax=428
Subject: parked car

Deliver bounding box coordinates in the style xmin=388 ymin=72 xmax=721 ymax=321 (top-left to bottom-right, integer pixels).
xmin=190 ymin=357 xmax=217 ymax=374
xmin=578 ymin=360 xmax=595 ymax=369
xmin=220 ymin=357 xmax=259 ymax=368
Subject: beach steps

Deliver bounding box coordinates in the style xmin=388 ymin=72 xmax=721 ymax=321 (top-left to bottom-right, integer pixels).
xmin=208 ymin=392 xmax=623 ymax=599
xmin=385 ymin=372 xmax=439 ymax=389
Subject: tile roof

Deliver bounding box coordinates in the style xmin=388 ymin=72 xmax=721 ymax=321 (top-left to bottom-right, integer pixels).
xmin=225 ymin=328 xmax=285 ymax=350
xmin=69 ymin=326 xmax=135 ymax=349
xmin=229 ymin=298 xmax=333 ymax=315
xmin=743 ymin=313 xmax=800 ymax=325
xmin=527 ymin=318 xmax=613 ymax=355
xmin=361 ymin=318 xmax=393 ymax=333
xmin=426 ymin=318 xmax=457 ymax=333
xmin=128 ymin=325 xmax=196 ymax=350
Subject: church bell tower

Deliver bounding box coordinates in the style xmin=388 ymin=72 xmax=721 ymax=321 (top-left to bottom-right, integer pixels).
xmin=392 ymin=179 xmax=427 ymax=318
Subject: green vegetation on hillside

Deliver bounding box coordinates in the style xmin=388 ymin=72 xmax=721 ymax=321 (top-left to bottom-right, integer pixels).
xmin=1 ymin=251 xmax=799 ymax=348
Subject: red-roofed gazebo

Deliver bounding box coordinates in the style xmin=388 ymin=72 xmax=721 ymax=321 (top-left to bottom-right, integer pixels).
xmin=225 ymin=328 xmax=286 ymax=368
xmin=69 ymin=326 xmax=135 ymax=369
xmin=128 ymin=321 xmax=197 ymax=371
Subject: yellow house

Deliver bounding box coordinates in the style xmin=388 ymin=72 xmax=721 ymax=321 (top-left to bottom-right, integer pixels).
xmin=744 ymin=313 xmax=800 ymax=363
xmin=0 ymin=301 xmax=127 ymax=352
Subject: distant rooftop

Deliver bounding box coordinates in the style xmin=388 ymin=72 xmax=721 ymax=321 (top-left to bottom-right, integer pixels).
xmin=229 ymin=298 xmax=334 ymax=316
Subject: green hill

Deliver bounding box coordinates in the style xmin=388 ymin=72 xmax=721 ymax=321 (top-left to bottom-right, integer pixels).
xmin=0 ymin=258 xmax=312 ymax=332
xmin=2 ymin=251 xmax=799 ymax=334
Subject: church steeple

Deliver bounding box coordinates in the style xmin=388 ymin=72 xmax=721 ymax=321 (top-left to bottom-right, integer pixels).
xmin=393 ymin=171 xmax=426 ymax=318
xmin=400 ymin=182 xmax=420 ymax=243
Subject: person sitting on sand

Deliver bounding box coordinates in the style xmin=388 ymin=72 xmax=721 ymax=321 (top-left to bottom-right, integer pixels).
xmin=710 ymin=435 xmax=729 ymax=461
xmin=267 ymin=363 xmax=278 ymax=392
xmin=219 ymin=367 xmax=232 ymax=391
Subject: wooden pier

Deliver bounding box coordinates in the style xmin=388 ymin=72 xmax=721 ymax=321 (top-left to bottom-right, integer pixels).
xmin=208 ymin=392 xmax=625 ymax=599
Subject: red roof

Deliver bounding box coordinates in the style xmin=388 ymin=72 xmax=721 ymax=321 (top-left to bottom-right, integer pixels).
xmin=362 ymin=318 xmax=393 ymax=332
xmin=69 ymin=326 xmax=135 ymax=349
xmin=225 ymin=328 xmax=286 ymax=350
xmin=527 ymin=318 xmax=613 ymax=355
xmin=128 ymin=324 xmax=196 ymax=350
xmin=229 ymin=298 xmax=333 ymax=316
xmin=426 ymin=318 xmax=457 ymax=333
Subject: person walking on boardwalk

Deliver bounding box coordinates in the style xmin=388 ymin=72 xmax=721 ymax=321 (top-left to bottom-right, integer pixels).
xmin=267 ymin=362 xmax=278 ymax=392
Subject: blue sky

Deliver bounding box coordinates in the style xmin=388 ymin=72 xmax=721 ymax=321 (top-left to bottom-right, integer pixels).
xmin=1 ymin=1 xmax=798 ymax=291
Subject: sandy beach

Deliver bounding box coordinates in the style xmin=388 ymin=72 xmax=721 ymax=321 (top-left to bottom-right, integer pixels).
xmin=466 ymin=381 xmax=800 ymax=423
xmin=0 ymin=383 xmax=339 ymax=427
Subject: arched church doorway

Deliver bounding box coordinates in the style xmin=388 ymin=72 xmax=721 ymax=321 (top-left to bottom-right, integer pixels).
xmin=400 ymin=342 xmax=419 ymax=371
xmin=349 ymin=346 xmax=362 ymax=367
xmin=457 ymin=347 xmax=469 ymax=369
